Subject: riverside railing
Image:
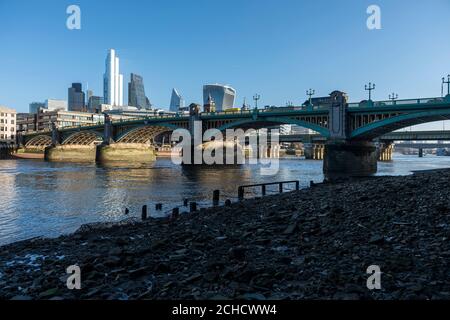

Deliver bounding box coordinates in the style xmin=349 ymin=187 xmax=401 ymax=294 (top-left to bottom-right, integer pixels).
xmin=238 ymin=180 xmax=300 ymax=201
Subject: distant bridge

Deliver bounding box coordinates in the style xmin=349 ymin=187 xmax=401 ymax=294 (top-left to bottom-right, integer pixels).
xmin=279 ymin=130 xmax=450 ymax=143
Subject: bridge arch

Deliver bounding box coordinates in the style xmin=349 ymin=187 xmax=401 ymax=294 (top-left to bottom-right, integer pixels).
xmin=216 ymin=117 xmax=330 ymax=137
xmin=62 ymin=131 xmax=104 ymax=145
xmin=116 ymin=124 xmax=179 ymax=144
xmin=351 ymin=109 xmax=450 ymax=140
xmin=25 ymin=135 xmax=52 ymax=148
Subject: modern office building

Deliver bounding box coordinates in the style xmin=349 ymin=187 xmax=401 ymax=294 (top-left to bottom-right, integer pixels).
xmin=103 ymin=49 xmax=124 ymax=107
xmin=45 ymin=99 xmax=68 ymax=112
xmin=128 ymin=73 xmax=150 ymax=109
xmin=203 ymin=84 xmax=236 ymax=112
xmin=0 ymin=106 xmax=17 ymax=142
xmin=68 ymin=83 xmax=86 ymax=112
xmin=170 ymin=88 xmax=184 ymax=112
xmin=29 ymin=102 xmax=45 ymax=114
xmin=87 ymin=96 xmax=104 ymax=113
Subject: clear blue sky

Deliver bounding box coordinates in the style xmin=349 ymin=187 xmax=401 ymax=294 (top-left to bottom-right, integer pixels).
xmin=1 ymin=0 xmax=450 ymax=130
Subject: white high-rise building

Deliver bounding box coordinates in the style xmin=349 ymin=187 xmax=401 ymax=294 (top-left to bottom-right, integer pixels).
xmin=103 ymin=49 xmax=124 ymax=107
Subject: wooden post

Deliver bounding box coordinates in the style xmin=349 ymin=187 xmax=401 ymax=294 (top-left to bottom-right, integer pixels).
xmin=141 ymin=205 xmax=148 ymax=221
xmin=262 ymin=185 xmax=266 ymax=196
xmin=190 ymin=202 xmax=197 ymax=212
xmin=156 ymin=203 xmax=163 ymax=211
xmin=238 ymin=187 xmax=244 ymax=201
xmin=225 ymin=199 xmax=232 ymax=206
xmin=295 ymin=181 xmax=300 ymax=190
xmin=279 ymin=183 xmax=283 ymax=193
xmin=172 ymin=207 xmax=180 ymax=219
xmin=213 ymin=190 xmax=220 ymax=206
xmin=183 ymin=198 xmax=189 ymax=206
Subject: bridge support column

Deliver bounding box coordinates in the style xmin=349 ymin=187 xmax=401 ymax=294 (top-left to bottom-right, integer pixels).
xmin=378 ymin=142 xmax=394 ymax=162
xmin=45 ymin=145 xmax=97 ymax=162
xmin=419 ymin=148 xmax=424 ymax=158
xmin=323 ymin=140 xmax=378 ymax=181
xmin=304 ymin=143 xmax=314 ymax=159
xmin=96 ymin=143 xmax=156 ymax=163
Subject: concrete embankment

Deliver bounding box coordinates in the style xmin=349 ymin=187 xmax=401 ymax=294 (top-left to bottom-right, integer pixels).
xmin=1 ymin=169 xmax=450 ymax=300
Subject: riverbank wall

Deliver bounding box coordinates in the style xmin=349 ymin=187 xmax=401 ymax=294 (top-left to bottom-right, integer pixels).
xmin=1 ymin=169 xmax=450 ymax=300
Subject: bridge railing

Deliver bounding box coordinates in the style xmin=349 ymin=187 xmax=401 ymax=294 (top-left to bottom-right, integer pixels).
xmin=348 ymin=97 xmax=444 ymax=108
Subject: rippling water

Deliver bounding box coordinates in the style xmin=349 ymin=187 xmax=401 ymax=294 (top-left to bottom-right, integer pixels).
xmin=0 ymin=155 xmax=449 ymax=245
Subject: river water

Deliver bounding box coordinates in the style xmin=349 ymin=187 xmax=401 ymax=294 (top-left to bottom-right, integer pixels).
xmin=0 ymin=155 xmax=449 ymax=245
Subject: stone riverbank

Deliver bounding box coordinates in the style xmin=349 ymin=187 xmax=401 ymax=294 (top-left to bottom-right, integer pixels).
xmin=1 ymin=169 xmax=450 ymax=300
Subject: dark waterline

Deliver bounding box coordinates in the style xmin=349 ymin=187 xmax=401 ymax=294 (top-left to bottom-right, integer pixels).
xmin=0 ymin=155 xmax=449 ymax=245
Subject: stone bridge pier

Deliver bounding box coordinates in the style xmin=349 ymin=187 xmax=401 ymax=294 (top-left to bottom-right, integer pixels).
xmin=323 ymin=93 xmax=378 ymax=181
xmin=96 ymin=116 xmax=157 ymax=163
xmin=303 ymin=143 xmax=324 ymax=160
xmin=45 ymin=123 xmax=99 ymax=162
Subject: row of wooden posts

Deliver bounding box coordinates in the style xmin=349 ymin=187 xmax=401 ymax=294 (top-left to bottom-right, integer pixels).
xmin=136 ymin=180 xmax=302 ymax=221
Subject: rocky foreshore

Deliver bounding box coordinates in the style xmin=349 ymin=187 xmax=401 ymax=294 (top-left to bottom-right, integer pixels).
xmin=1 ymin=169 xmax=450 ymax=300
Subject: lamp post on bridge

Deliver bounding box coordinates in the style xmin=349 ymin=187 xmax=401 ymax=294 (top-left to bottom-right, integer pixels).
xmin=365 ymin=82 xmax=376 ymax=101
xmin=306 ymin=89 xmax=315 ymax=106
xmin=253 ymin=94 xmax=261 ymax=109
xmin=442 ymin=75 xmax=450 ymax=97
xmin=389 ymin=93 xmax=398 ymax=101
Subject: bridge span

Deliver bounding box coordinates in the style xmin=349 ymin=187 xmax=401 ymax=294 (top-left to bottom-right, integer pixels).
xmin=20 ymin=91 xmax=450 ymax=180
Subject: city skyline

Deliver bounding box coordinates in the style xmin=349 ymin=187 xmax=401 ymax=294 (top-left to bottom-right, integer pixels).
xmin=1 ymin=1 xmax=450 ymax=130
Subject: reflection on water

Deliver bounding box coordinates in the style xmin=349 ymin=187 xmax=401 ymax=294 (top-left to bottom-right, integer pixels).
xmin=0 ymin=154 xmax=449 ymax=245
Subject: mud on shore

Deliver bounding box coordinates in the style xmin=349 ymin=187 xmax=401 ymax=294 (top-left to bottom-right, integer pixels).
xmin=1 ymin=169 xmax=450 ymax=300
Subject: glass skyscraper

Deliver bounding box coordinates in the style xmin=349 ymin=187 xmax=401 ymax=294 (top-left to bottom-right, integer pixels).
xmin=128 ymin=73 xmax=150 ymax=109
xmin=103 ymin=49 xmax=124 ymax=107
xmin=203 ymin=84 xmax=236 ymax=112
xmin=170 ymin=88 xmax=184 ymax=112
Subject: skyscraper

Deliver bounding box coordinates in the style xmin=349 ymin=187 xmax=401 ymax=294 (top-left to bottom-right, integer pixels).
xmin=203 ymin=84 xmax=236 ymax=112
xmin=103 ymin=49 xmax=123 ymax=107
xmin=68 ymin=83 xmax=86 ymax=112
xmin=170 ymin=88 xmax=184 ymax=112
xmin=128 ymin=73 xmax=150 ymax=109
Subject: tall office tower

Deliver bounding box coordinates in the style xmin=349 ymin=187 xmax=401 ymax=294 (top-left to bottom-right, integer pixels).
xmin=103 ymin=49 xmax=124 ymax=107
xmin=203 ymin=84 xmax=236 ymax=112
xmin=68 ymin=83 xmax=86 ymax=112
xmin=169 ymin=88 xmax=184 ymax=112
xmin=128 ymin=73 xmax=150 ymax=109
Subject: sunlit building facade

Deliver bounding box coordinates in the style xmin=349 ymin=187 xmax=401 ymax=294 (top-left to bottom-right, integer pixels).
xmin=103 ymin=49 xmax=124 ymax=107
xmin=203 ymin=84 xmax=236 ymax=112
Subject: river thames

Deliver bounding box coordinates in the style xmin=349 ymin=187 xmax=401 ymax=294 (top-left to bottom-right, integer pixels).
xmin=0 ymin=155 xmax=449 ymax=245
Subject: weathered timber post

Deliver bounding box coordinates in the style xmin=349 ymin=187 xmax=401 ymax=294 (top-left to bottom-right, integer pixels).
xmin=213 ymin=190 xmax=220 ymax=206
xmin=189 ymin=202 xmax=198 ymax=212
xmin=141 ymin=205 xmax=148 ymax=221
